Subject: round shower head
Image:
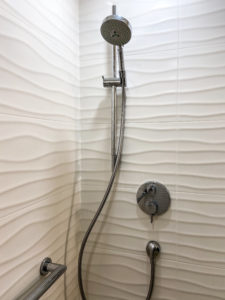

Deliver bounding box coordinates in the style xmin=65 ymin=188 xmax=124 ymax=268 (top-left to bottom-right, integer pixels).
xmin=100 ymin=15 xmax=132 ymax=46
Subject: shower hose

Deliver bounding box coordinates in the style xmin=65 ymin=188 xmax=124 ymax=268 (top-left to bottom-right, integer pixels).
xmin=78 ymin=81 xmax=155 ymax=300
xmin=147 ymin=259 xmax=156 ymax=300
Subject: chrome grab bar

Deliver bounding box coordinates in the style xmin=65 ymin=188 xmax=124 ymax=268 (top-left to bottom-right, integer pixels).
xmin=18 ymin=258 xmax=67 ymax=300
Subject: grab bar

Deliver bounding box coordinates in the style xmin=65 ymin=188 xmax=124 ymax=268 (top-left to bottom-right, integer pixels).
xmin=18 ymin=257 xmax=67 ymax=300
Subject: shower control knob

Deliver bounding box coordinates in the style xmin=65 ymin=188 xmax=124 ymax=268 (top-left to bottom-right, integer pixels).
xmin=145 ymin=200 xmax=158 ymax=214
xmin=145 ymin=183 xmax=156 ymax=196
xmin=136 ymin=181 xmax=171 ymax=223
xmin=137 ymin=183 xmax=156 ymax=202
xmin=145 ymin=200 xmax=158 ymax=223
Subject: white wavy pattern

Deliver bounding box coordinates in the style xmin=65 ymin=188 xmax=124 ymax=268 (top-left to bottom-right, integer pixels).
xmin=1 ymin=0 xmax=225 ymax=299
xmin=82 ymin=247 xmax=225 ymax=300
xmin=0 ymin=0 xmax=79 ymax=299
xmin=179 ymin=0 xmax=225 ymax=48
xmin=79 ymin=0 xmax=225 ymax=299
xmin=179 ymin=43 xmax=225 ymax=122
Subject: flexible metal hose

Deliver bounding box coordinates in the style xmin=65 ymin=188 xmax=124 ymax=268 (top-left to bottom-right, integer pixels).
xmin=78 ymin=82 xmax=126 ymax=300
xmin=146 ymin=260 xmax=155 ymax=300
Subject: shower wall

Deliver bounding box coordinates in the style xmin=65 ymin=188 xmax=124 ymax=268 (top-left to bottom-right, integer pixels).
xmin=0 ymin=1 xmax=80 ymax=299
xmin=79 ymin=0 xmax=225 ymax=299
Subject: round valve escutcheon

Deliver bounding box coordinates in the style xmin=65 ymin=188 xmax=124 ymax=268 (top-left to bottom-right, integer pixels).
xmin=136 ymin=181 xmax=171 ymax=223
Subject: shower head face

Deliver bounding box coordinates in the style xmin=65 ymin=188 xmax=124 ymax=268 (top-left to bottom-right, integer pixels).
xmin=100 ymin=15 xmax=132 ymax=46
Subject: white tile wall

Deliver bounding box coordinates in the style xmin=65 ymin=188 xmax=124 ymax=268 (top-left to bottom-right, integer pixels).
xmin=177 ymin=191 xmax=225 ymax=269
xmin=178 ymin=0 xmax=225 ymax=48
xmin=82 ymin=247 xmax=225 ymax=300
xmin=178 ymin=43 xmax=225 ymax=121
xmin=0 ymin=0 xmax=80 ymax=299
xmin=79 ymin=0 xmax=225 ymax=299
xmin=1 ymin=0 xmax=225 ymax=299
xmin=80 ymin=184 xmax=177 ymax=261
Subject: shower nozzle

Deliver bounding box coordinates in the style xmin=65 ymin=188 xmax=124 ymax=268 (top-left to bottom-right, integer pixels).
xmin=100 ymin=14 xmax=132 ymax=46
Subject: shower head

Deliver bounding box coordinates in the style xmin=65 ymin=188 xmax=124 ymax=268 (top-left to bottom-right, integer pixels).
xmin=100 ymin=14 xmax=132 ymax=46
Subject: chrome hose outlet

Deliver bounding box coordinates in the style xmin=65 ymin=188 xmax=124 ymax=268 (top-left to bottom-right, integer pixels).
xmin=146 ymin=240 xmax=160 ymax=260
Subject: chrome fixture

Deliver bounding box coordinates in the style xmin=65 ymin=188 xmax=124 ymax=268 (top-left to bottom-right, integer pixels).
xmin=78 ymin=6 xmax=163 ymax=300
xmin=100 ymin=5 xmax=131 ymax=167
xmin=146 ymin=241 xmax=160 ymax=300
xmin=137 ymin=181 xmax=171 ymax=223
xmin=78 ymin=5 xmax=131 ymax=300
xmin=101 ymin=37 xmax=127 ymax=88
xmin=100 ymin=14 xmax=132 ymax=46
xmin=17 ymin=258 xmax=67 ymax=300
xmin=101 ymin=8 xmax=131 ymax=90
xmin=146 ymin=240 xmax=160 ymax=260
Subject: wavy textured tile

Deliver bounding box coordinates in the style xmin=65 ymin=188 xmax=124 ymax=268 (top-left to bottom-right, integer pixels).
xmin=1 ymin=0 xmax=225 ymax=299
xmin=82 ymin=247 xmax=225 ymax=300
xmin=79 ymin=0 xmax=178 ymax=57
xmin=179 ymin=0 xmax=225 ymax=48
xmin=79 ymin=0 xmax=178 ymax=125
xmin=79 ymin=1 xmax=225 ymax=300
xmin=176 ymin=191 xmax=225 ymax=269
xmin=0 ymin=0 xmax=79 ymax=122
xmin=79 ymin=184 xmax=177 ymax=261
xmin=80 ymin=50 xmax=178 ymax=124
xmin=178 ymin=43 xmax=225 ymax=121
xmin=0 ymin=115 xmax=78 ymax=211
xmin=0 ymin=0 xmax=80 ymax=299
xmin=0 ymin=118 xmax=79 ymax=299
xmin=177 ymin=121 xmax=225 ymax=195
xmin=80 ymin=122 xmax=177 ymax=191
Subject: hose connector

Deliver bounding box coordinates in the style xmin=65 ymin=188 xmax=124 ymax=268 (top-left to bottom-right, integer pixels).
xmin=146 ymin=241 xmax=160 ymax=261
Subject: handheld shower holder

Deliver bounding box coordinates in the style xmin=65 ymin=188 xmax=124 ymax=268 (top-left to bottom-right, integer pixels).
xmin=102 ymin=76 xmax=122 ymax=87
xmin=102 ymin=46 xmax=127 ymax=88
xmin=102 ymin=74 xmax=126 ymax=87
